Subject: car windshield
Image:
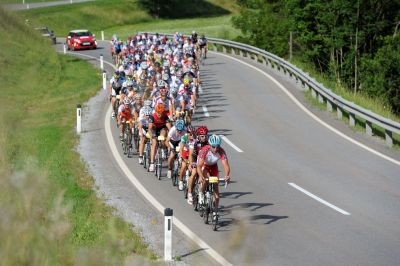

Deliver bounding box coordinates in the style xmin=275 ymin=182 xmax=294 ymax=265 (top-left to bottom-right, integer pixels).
xmin=75 ymin=31 xmax=92 ymax=37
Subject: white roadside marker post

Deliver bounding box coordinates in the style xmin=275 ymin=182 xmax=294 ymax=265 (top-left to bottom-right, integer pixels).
xmin=164 ymin=208 xmax=173 ymax=261
xmin=76 ymin=104 xmax=82 ymax=134
xmin=101 ymin=31 xmax=105 ymax=41
xmin=102 ymin=71 xmax=107 ymax=90
xmin=63 ymin=43 xmax=66 ymax=54
xmin=100 ymin=54 xmax=104 ymax=70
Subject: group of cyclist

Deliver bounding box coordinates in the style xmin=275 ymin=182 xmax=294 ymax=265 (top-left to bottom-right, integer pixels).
xmin=108 ymin=31 xmax=230 ymax=219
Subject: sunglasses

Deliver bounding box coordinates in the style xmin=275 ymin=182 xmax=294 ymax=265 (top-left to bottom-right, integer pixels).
xmin=211 ymin=145 xmax=219 ymax=149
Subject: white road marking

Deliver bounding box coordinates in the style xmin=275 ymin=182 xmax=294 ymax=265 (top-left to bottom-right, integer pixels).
xmin=202 ymin=105 xmax=210 ymax=117
xmin=67 ymin=50 xmax=232 ymax=266
xmin=220 ymin=135 xmax=244 ymax=153
xmin=289 ymin=183 xmax=351 ymax=215
xmin=213 ymin=52 xmax=400 ymax=167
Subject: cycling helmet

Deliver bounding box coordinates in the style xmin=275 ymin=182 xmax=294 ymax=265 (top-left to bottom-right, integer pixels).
xmin=144 ymin=100 xmax=152 ymax=106
xmin=157 ymin=79 xmax=166 ymax=87
xmin=144 ymin=107 xmax=152 ymax=116
xmin=175 ymin=119 xmax=185 ymax=131
xmin=140 ymin=61 xmax=148 ymax=70
xmin=135 ymin=93 xmax=142 ymax=100
xmin=155 ymin=103 xmax=165 ymax=114
xmin=162 ymin=73 xmax=170 ymax=81
xmin=183 ymin=77 xmax=190 ymax=85
xmin=123 ymin=98 xmax=131 ymax=105
xmin=196 ymin=126 xmax=208 ymax=136
xmin=208 ymin=134 xmax=222 ymax=147
xmin=126 ymin=80 xmax=134 ymax=87
xmin=170 ymin=86 xmax=178 ymax=95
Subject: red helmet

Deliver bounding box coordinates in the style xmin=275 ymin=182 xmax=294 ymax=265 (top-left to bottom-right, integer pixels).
xmin=196 ymin=126 xmax=208 ymax=135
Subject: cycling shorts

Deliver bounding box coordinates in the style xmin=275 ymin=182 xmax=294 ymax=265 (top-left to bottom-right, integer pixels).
xmin=169 ymin=139 xmax=180 ymax=150
xmin=152 ymin=125 xmax=167 ymax=138
xmin=202 ymin=164 xmax=218 ymax=177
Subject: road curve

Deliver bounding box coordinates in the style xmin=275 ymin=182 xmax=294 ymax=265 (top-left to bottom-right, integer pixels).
xmin=58 ymin=40 xmax=400 ymax=266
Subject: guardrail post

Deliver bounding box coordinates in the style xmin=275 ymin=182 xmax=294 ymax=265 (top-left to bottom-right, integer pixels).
xmin=63 ymin=43 xmax=66 ymax=54
xmin=222 ymin=46 xmax=227 ymax=53
xmin=212 ymin=44 xmax=217 ymax=52
xmin=239 ymin=50 xmax=243 ymax=57
xmin=101 ymin=30 xmax=105 ymax=41
xmin=365 ymin=121 xmax=373 ymax=137
xmin=100 ymin=54 xmax=104 ymax=70
xmin=385 ymin=130 xmax=393 ymax=147
xmin=253 ymin=54 xmax=258 ymax=63
xmin=164 ymin=208 xmax=173 ymax=261
xmin=327 ymin=100 xmax=333 ymax=112
xmin=102 ymin=71 xmax=107 ymax=90
xmin=349 ymin=113 xmax=356 ymax=127
xmin=318 ymin=94 xmax=324 ymax=104
xmin=311 ymin=89 xmax=317 ymax=99
xmin=337 ymin=106 xmax=343 ymax=120
xmin=231 ymin=48 xmax=236 ymax=55
xmin=76 ymin=104 xmax=82 ymax=134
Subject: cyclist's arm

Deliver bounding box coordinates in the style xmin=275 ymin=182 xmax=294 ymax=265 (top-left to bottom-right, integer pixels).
xmin=221 ymin=158 xmax=230 ymax=181
xmin=197 ymin=156 xmax=205 ymax=181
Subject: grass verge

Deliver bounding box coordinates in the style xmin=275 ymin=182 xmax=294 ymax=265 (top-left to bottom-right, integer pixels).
xmin=0 ymin=7 xmax=156 ymax=264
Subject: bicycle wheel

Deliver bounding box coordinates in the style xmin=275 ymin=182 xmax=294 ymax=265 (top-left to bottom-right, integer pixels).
xmin=211 ymin=195 xmax=218 ymax=231
xmin=203 ymin=206 xmax=209 ymax=224
xmin=172 ymin=159 xmax=178 ymax=187
xmin=156 ymin=148 xmax=162 ymax=179
xmin=133 ymin=127 xmax=139 ymax=152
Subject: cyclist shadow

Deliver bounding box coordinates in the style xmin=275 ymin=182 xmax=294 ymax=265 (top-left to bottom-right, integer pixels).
xmin=217 ymin=202 xmax=288 ymax=230
xmin=220 ymin=191 xmax=252 ymax=199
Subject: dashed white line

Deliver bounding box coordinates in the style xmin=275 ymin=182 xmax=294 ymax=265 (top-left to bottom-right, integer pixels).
xmin=202 ymin=105 xmax=210 ymax=117
xmin=213 ymin=51 xmax=400 ymax=167
xmin=220 ymin=135 xmax=244 ymax=153
xmin=288 ymin=183 xmax=351 ymax=215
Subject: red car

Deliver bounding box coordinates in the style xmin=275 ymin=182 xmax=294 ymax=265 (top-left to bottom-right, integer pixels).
xmin=66 ymin=29 xmax=97 ymax=50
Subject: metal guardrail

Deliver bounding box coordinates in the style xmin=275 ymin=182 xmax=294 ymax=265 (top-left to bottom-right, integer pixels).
xmin=142 ymin=32 xmax=400 ymax=146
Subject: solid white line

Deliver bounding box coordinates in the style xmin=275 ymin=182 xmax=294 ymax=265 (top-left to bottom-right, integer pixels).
xmin=105 ymin=106 xmax=232 ymax=266
xmin=212 ymin=52 xmax=400 ymax=167
xmin=288 ymin=183 xmax=351 ymax=215
xmin=220 ymin=135 xmax=244 ymax=153
xmin=64 ymin=50 xmax=232 ymax=266
xmin=202 ymin=105 xmax=210 ymax=117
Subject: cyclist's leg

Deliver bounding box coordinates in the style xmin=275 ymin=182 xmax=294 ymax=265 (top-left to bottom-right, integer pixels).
xmin=150 ymin=128 xmax=158 ymax=166
xmin=167 ymin=141 xmax=175 ymax=177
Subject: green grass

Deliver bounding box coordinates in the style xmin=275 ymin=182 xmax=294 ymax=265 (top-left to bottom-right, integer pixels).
xmin=0 ymin=7 xmax=156 ymax=264
xmin=291 ymin=58 xmax=400 ymax=123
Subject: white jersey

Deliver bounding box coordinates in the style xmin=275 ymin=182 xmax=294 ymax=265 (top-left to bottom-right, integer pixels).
xmin=168 ymin=126 xmax=187 ymax=142
xmin=152 ymin=96 xmax=171 ymax=111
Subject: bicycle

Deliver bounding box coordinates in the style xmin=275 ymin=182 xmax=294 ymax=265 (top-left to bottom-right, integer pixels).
xmin=143 ymin=133 xmax=151 ymax=171
xmin=171 ymin=146 xmax=180 ymax=187
xmin=154 ymin=135 xmax=167 ymax=180
xmin=201 ymin=176 xmax=220 ymax=231
xmin=122 ymin=120 xmax=133 ymax=157
xmin=132 ymin=122 xmax=140 ymax=153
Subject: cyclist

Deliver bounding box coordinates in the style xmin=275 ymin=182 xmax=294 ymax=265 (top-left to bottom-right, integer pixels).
xmin=187 ymin=125 xmax=209 ymax=205
xmin=197 ymin=135 xmax=230 ymax=217
xmin=166 ymin=119 xmax=187 ymax=183
xmin=109 ymin=71 xmax=124 ymax=118
xmin=117 ymin=98 xmax=134 ymax=144
xmin=148 ymin=103 xmax=172 ymax=172
xmin=137 ymin=106 xmax=152 ymax=165
xmin=198 ymin=34 xmax=208 ymax=59
xmin=178 ymin=125 xmax=196 ymax=192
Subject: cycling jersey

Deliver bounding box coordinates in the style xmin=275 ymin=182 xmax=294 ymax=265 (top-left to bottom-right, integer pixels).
xmin=118 ymin=105 xmax=133 ymax=121
xmin=199 ymin=37 xmax=207 ymax=47
xmin=198 ymin=145 xmax=227 ymax=166
xmin=168 ymin=126 xmax=187 ymax=142
xmin=149 ymin=112 xmax=170 ymax=129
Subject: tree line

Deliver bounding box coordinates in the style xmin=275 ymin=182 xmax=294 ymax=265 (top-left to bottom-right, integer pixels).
xmin=232 ymin=0 xmax=400 ymax=115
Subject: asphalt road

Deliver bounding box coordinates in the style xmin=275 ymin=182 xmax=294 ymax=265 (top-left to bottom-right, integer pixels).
xmin=57 ymin=40 xmax=400 ymax=266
